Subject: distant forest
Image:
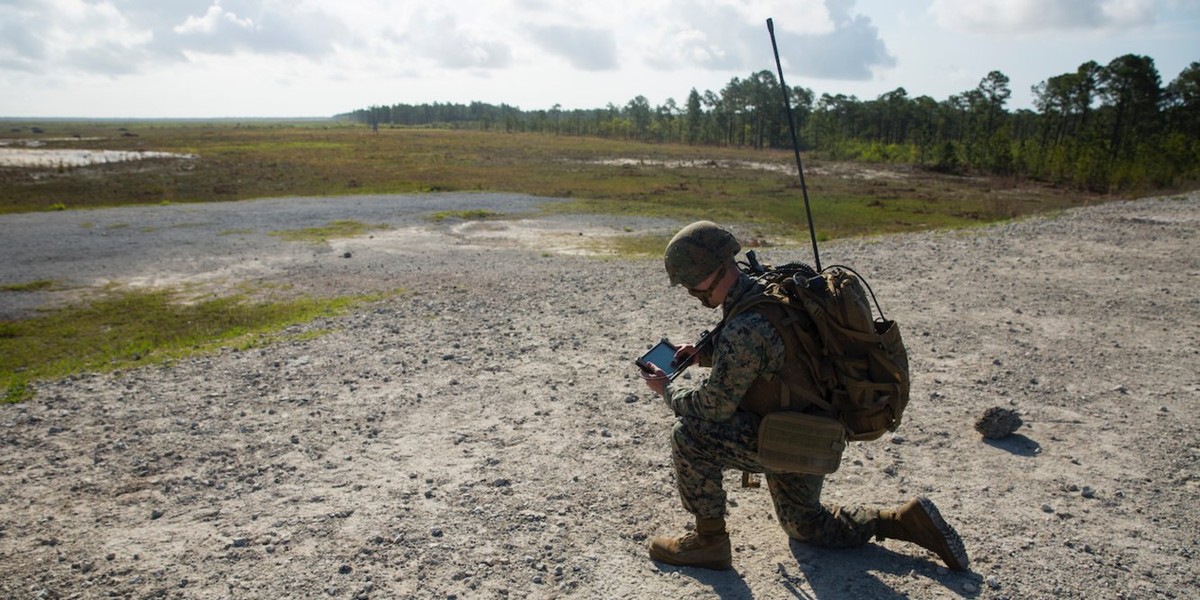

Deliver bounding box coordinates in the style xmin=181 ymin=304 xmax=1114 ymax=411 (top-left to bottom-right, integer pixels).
xmin=339 ymin=54 xmax=1200 ymax=193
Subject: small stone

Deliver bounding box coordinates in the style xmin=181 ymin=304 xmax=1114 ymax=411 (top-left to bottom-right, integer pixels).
xmin=975 ymin=407 xmax=1023 ymax=439
xmin=338 ymin=564 xmax=352 ymax=574
xmin=963 ymin=582 xmax=978 ymax=593
xmin=342 ymin=252 xmax=352 ymax=259
xmin=1081 ymin=486 xmax=1095 ymax=499
xmin=150 ymin=509 xmax=165 ymax=520
xmin=1041 ymin=504 xmax=1054 ymax=513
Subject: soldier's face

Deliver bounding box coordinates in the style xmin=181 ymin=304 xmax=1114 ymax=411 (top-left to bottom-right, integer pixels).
xmin=686 ymin=264 xmax=726 ymax=309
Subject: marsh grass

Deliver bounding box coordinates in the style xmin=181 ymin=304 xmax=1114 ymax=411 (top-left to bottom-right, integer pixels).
xmin=605 ymin=234 xmax=674 ymax=257
xmin=1 ymin=279 xmax=55 ymax=292
xmin=0 ymin=121 xmax=1108 ymax=242
xmin=0 ymin=287 xmax=400 ymax=403
xmin=270 ymin=219 xmax=392 ymax=243
xmin=429 ymin=209 xmax=502 ymax=222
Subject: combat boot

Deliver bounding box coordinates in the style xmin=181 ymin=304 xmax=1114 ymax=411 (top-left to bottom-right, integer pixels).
xmin=877 ymin=496 xmax=970 ymax=571
xmin=648 ymin=517 xmax=732 ymax=570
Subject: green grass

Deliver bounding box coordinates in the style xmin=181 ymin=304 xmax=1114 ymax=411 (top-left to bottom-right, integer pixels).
xmin=605 ymin=234 xmax=673 ymax=257
xmin=270 ymin=219 xmax=392 ymax=243
xmin=429 ymin=209 xmax=502 ymax=222
xmin=0 ymin=287 xmax=401 ymax=403
xmin=1 ymin=279 xmax=55 ymax=292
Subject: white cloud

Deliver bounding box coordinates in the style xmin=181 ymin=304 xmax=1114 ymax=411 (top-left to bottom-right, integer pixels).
xmin=155 ymin=2 xmax=348 ymax=59
xmin=637 ymin=0 xmax=891 ymax=79
xmin=771 ymin=0 xmax=896 ymax=80
xmin=929 ymin=0 xmax=1159 ymax=34
xmin=402 ymin=9 xmax=514 ymax=70
xmin=4 ymin=0 xmax=1192 ymax=118
xmin=528 ymin=24 xmax=617 ymax=71
xmin=0 ymin=0 xmax=889 ymax=79
xmin=0 ymin=0 xmax=154 ymax=74
xmin=174 ymin=5 xmax=257 ymax=36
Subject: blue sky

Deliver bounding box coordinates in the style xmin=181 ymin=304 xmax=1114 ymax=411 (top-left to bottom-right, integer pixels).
xmin=1 ymin=0 xmax=1197 ymax=118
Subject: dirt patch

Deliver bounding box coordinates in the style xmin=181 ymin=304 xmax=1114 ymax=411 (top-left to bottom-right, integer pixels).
xmin=0 ymin=192 xmax=1197 ymax=598
xmin=570 ymin=158 xmax=911 ymax=181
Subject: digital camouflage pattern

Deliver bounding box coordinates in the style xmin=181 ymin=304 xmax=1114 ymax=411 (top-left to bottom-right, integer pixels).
xmin=665 ymin=275 xmax=781 ymax=420
xmin=664 ymin=221 xmax=741 ymax=288
xmin=663 ymin=272 xmax=880 ymax=547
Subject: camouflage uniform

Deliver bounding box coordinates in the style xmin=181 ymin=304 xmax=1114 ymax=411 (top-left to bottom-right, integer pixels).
xmin=664 ymin=271 xmax=879 ymax=547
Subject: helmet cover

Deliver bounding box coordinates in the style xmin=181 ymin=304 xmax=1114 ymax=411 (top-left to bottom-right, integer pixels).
xmin=664 ymin=221 xmax=740 ymax=287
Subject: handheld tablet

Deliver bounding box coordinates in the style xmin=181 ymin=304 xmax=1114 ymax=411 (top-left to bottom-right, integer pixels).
xmin=636 ymin=339 xmax=679 ymax=378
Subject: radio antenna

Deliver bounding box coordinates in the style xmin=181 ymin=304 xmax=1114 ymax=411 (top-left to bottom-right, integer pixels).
xmin=766 ymin=18 xmax=822 ymax=272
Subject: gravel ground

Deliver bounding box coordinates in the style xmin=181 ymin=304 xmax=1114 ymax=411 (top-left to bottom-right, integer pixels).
xmin=1 ymin=191 xmax=1197 ymax=599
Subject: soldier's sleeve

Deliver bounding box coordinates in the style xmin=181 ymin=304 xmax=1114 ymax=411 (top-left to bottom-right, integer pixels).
xmin=665 ymin=312 xmax=784 ymax=421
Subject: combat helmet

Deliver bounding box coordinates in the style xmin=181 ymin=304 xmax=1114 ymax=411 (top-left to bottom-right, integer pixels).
xmin=664 ymin=221 xmax=740 ymax=287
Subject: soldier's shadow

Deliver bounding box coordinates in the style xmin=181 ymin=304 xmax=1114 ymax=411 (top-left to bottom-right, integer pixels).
xmin=782 ymin=540 xmax=983 ymax=599
xmin=653 ymin=563 xmax=754 ymax=599
xmin=655 ymin=541 xmax=982 ymax=599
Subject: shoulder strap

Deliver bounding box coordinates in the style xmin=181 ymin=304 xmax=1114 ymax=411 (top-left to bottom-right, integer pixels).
xmin=727 ymin=287 xmax=832 ymax=413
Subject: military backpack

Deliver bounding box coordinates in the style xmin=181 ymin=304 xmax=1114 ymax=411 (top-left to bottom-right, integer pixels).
xmin=728 ymin=252 xmax=911 ymax=444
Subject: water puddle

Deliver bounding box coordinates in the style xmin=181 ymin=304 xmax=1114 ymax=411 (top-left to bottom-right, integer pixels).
xmin=0 ymin=139 xmax=196 ymax=167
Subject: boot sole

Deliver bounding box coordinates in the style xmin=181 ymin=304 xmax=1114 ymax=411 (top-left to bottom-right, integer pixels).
xmin=913 ymin=497 xmax=970 ymax=571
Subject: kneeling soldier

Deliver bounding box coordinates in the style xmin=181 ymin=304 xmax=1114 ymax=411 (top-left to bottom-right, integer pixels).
xmin=640 ymin=221 xmax=969 ymax=572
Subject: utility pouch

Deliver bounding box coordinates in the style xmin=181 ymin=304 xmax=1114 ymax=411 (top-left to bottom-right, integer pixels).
xmin=757 ymin=412 xmax=847 ymax=475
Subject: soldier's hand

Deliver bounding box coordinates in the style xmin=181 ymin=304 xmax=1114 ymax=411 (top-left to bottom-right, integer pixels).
xmin=640 ymin=363 xmax=668 ymax=396
xmin=672 ymin=344 xmax=698 ymax=368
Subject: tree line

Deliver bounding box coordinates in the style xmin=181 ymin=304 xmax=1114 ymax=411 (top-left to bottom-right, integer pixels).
xmin=338 ymin=54 xmax=1200 ymax=193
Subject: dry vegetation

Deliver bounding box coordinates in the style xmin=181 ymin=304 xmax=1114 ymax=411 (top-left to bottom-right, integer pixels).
xmin=1 ymin=121 xmax=1117 ymax=240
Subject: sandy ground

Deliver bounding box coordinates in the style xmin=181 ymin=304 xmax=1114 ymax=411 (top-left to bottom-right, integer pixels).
xmin=0 ymin=191 xmax=1197 ymax=599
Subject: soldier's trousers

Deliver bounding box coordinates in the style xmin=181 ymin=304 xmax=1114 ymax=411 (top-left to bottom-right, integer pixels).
xmin=670 ymin=410 xmax=879 ymax=548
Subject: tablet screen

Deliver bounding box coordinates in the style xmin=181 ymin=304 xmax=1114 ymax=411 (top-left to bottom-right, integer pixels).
xmin=637 ymin=340 xmax=678 ymax=378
